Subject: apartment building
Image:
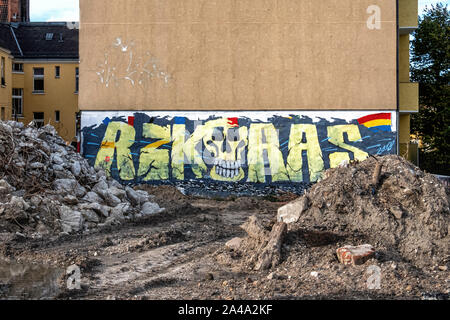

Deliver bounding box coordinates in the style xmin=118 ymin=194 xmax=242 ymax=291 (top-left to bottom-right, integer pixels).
xmin=0 ymin=22 xmax=79 ymax=142
xmin=78 ymin=0 xmax=418 ymax=187
xmin=0 ymin=0 xmax=29 ymax=23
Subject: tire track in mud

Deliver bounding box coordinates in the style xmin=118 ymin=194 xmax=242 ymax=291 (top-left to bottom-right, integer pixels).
xmin=1 ymin=198 xmax=281 ymax=300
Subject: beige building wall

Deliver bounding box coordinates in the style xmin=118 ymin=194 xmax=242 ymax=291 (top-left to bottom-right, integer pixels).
xmin=79 ymin=0 xmax=398 ymax=111
xmin=0 ymin=47 xmax=12 ymax=120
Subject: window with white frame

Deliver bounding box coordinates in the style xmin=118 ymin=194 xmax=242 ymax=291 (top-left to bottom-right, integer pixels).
xmin=33 ymin=67 xmax=44 ymax=92
xmin=13 ymin=63 xmax=23 ymax=73
xmin=12 ymin=88 xmax=23 ymax=117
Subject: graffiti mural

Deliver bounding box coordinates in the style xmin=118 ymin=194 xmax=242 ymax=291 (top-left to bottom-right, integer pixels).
xmin=81 ymin=111 xmax=397 ymax=185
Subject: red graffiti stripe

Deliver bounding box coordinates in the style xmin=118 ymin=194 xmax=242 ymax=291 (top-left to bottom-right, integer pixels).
xmin=227 ymin=117 xmax=239 ymax=127
xmin=128 ymin=116 xmax=135 ymax=126
xmin=357 ymin=113 xmax=391 ymax=125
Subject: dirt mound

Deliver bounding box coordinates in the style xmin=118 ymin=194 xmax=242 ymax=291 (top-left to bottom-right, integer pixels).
xmin=221 ymin=155 xmax=449 ymax=270
xmin=293 ymin=155 xmax=449 ymax=268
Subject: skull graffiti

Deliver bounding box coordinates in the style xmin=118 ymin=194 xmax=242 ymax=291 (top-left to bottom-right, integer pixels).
xmin=201 ymin=119 xmax=248 ymax=182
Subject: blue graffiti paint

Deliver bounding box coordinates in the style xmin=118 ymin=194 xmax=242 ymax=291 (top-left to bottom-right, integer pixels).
xmin=81 ymin=112 xmax=397 ymax=186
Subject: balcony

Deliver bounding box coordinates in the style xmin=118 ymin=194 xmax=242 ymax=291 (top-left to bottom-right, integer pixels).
xmin=399 ymin=0 xmax=418 ymax=34
xmin=399 ymin=82 xmax=419 ymax=113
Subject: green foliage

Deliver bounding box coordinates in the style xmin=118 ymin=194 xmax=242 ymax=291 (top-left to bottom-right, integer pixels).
xmin=410 ymin=3 xmax=450 ymax=175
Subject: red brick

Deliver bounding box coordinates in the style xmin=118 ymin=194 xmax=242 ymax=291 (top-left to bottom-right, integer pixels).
xmin=336 ymin=244 xmax=375 ymax=266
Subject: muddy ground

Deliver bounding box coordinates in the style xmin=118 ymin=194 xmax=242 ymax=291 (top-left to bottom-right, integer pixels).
xmin=0 ymin=187 xmax=448 ymax=300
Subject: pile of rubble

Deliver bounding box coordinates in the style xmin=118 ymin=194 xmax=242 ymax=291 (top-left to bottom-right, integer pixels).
xmin=224 ymin=155 xmax=449 ymax=270
xmin=0 ymin=121 xmax=165 ymax=237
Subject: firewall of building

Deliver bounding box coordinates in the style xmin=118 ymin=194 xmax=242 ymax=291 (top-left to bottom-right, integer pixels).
xmin=77 ymin=0 xmax=419 ymax=187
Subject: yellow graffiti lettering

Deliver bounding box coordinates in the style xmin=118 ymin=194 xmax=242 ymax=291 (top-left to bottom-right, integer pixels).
xmin=286 ymin=124 xmax=324 ymax=182
xmin=184 ymin=125 xmax=208 ymax=179
xmin=138 ymin=124 xmax=170 ymax=181
xmin=247 ymin=124 xmax=289 ymax=183
xmin=94 ymin=121 xmax=136 ymax=180
xmin=171 ymin=123 xmax=208 ymax=180
xmin=171 ymin=124 xmax=186 ymax=180
xmin=327 ymin=125 xmax=369 ymax=168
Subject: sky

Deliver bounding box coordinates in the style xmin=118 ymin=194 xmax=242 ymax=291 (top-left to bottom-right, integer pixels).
xmin=29 ymin=0 xmax=449 ymax=22
xmin=30 ymin=0 xmax=79 ymax=22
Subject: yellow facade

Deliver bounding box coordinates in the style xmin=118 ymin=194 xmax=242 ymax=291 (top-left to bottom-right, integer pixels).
xmin=10 ymin=61 xmax=79 ymax=141
xmin=398 ymin=0 xmax=419 ymax=164
xmin=399 ymin=0 xmax=419 ymax=27
xmin=0 ymin=47 xmax=13 ymax=121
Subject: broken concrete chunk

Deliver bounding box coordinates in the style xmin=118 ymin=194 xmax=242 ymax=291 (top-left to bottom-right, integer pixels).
xmin=110 ymin=203 xmax=131 ymax=222
xmin=82 ymin=209 xmax=100 ymax=223
xmin=71 ymin=161 xmax=82 ymax=177
xmin=10 ymin=196 xmax=30 ymax=211
xmin=59 ymin=206 xmax=83 ymax=234
xmin=53 ymin=179 xmax=87 ymax=198
xmin=135 ymin=190 xmax=150 ymax=204
xmin=30 ymin=195 xmax=43 ymax=207
xmin=103 ymin=193 xmax=122 ymax=208
xmin=108 ymin=186 xmax=126 ymax=200
xmin=82 ymin=191 xmax=103 ymax=204
xmin=125 ymin=187 xmax=140 ymax=206
xmin=277 ymin=196 xmax=309 ymax=224
xmin=29 ymin=162 xmax=45 ymax=169
xmin=92 ymin=180 xmax=109 ymax=196
xmin=108 ymin=179 xmax=123 ymax=189
xmin=225 ymin=237 xmax=243 ymax=251
xmin=0 ymin=179 xmax=14 ymax=193
xmin=80 ymin=203 xmax=110 ymax=218
xmin=51 ymin=154 xmax=64 ymax=165
xmin=336 ymin=244 xmax=375 ymax=266
xmin=141 ymin=202 xmax=165 ymax=215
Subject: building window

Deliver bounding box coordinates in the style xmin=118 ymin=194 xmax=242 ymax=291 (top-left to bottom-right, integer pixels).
xmin=33 ymin=67 xmax=44 ymax=92
xmin=55 ymin=110 xmax=60 ymax=122
xmin=55 ymin=66 xmax=60 ymax=78
xmin=75 ymin=67 xmax=79 ymax=93
xmin=12 ymin=88 xmax=23 ymax=117
xmin=13 ymin=63 xmax=23 ymax=73
xmin=1 ymin=107 xmax=5 ymax=121
xmin=33 ymin=112 xmax=44 ymax=128
xmin=1 ymin=57 xmax=5 ymax=86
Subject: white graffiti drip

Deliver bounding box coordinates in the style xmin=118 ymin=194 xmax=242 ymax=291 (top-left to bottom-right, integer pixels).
xmin=96 ymin=38 xmax=171 ymax=88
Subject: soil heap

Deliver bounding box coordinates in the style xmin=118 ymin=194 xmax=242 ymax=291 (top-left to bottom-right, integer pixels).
xmin=227 ymin=155 xmax=449 ymax=270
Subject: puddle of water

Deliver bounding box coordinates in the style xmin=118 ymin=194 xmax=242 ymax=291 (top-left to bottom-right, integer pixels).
xmin=0 ymin=258 xmax=64 ymax=300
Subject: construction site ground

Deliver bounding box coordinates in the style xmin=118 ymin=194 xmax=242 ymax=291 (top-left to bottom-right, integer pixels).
xmin=0 ymin=187 xmax=448 ymax=300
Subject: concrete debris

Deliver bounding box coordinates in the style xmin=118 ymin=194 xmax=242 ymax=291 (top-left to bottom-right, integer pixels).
xmin=141 ymin=202 xmax=165 ymax=215
xmin=59 ymin=206 xmax=83 ymax=234
xmin=0 ymin=120 xmax=166 ymax=236
xmin=225 ymin=237 xmax=243 ymax=251
xmin=277 ymin=196 xmax=308 ymax=224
